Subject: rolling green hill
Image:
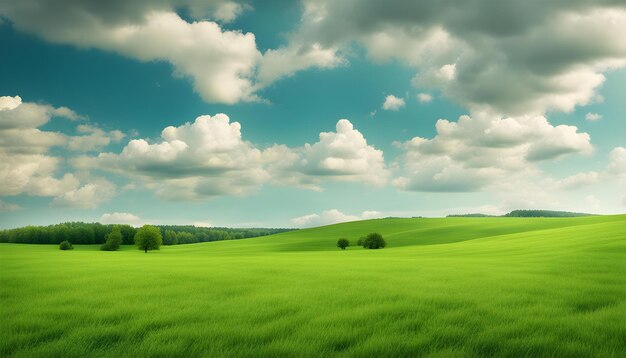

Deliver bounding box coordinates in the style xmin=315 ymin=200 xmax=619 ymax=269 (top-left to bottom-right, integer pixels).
xmin=1 ymin=215 xmax=625 ymax=357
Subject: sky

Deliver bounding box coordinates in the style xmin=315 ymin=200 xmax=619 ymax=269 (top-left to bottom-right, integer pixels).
xmin=0 ymin=0 xmax=625 ymax=229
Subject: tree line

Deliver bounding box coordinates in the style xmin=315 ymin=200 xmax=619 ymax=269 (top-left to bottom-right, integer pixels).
xmin=448 ymin=210 xmax=595 ymax=218
xmin=0 ymin=222 xmax=294 ymax=245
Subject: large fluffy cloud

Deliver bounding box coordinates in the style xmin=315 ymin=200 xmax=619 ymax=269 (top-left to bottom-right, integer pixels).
xmin=77 ymin=114 xmax=268 ymax=200
xmin=266 ymin=119 xmax=389 ymax=190
xmin=272 ymin=0 xmax=626 ymax=115
xmin=0 ymin=96 xmax=78 ymax=197
xmin=0 ymin=95 xmax=117 ymax=206
xmin=77 ymin=115 xmax=388 ymax=199
xmin=0 ymin=2 xmax=260 ymax=104
xmin=393 ymin=113 xmax=592 ymax=192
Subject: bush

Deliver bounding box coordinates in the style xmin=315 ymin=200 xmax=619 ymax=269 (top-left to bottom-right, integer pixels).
xmin=337 ymin=238 xmax=350 ymax=250
xmin=101 ymin=227 xmax=123 ymax=251
xmin=59 ymin=240 xmax=73 ymax=250
xmin=357 ymin=237 xmax=365 ymax=246
xmin=361 ymin=233 xmax=386 ymax=249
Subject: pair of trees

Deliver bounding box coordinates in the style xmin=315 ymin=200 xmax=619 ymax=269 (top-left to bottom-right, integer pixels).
xmin=104 ymin=225 xmax=163 ymax=253
xmin=337 ymin=233 xmax=386 ymax=250
xmin=359 ymin=233 xmax=386 ymax=249
xmin=58 ymin=225 xmax=163 ymax=253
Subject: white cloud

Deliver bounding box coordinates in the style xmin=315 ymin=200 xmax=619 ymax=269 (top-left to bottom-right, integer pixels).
xmin=0 ymin=200 xmax=21 ymax=212
xmin=257 ymin=43 xmax=344 ymax=86
xmin=557 ymin=171 xmax=600 ymax=190
xmin=212 ymin=1 xmax=245 ymax=23
xmin=267 ymin=119 xmax=389 ymax=189
xmin=77 ymin=116 xmax=387 ymax=199
xmin=382 ymin=95 xmax=406 ymax=111
xmin=417 ymin=93 xmax=433 ymax=103
xmin=291 ymin=209 xmax=383 ymax=228
xmin=585 ymin=112 xmax=603 ymax=121
xmin=0 ymin=95 xmax=116 ymax=207
xmin=67 ymin=125 xmax=125 ymax=152
xmin=394 ymin=113 xmax=593 ymax=192
xmin=622 ymin=196 xmax=626 ymax=207
xmin=78 ymin=113 xmax=268 ymax=200
xmin=1 ymin=5 xmax=260 ymax=104
xmin=0 ymin=96 xmax=77 ymax=196
xmin=0 ymin=95 xmax=22 ymax=110
xmin=52 ymin=179 xmax=116 ymax=209
xmin=100 ymin=212 xmax=142 ymax=226
xmin=608 ymin=147 xmax=626 ymax=176
xmin=280 ymin=1 xmax=626 ymax=115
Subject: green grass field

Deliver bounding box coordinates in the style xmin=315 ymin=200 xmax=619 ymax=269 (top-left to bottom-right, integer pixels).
xmin=1 ymin=215 xmax=625 ymax=357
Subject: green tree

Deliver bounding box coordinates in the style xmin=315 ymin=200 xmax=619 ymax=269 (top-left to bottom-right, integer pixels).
xmin=59 ymin=240 xmax=73 ymax=250
xmin=101 ymin=226 xmax=123 ymax=251
xmin=134 ymin=225 xmax=162 ymax=253
xmin=337 ymin=238 xmax=350 ymax=250
xmin=361 ymin=232 xmax=386 ymax=249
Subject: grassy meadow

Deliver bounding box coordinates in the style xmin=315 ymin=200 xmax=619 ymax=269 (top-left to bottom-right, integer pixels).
xmin=1 ymin=215 xmax=626 ymax=357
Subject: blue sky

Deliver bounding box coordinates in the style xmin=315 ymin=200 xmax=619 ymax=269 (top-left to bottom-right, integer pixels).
xmin=1 ymin=1 xmax=625 ymax=228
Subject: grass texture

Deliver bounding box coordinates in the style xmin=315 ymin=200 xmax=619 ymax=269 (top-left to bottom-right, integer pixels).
xmin=1 ymin=215 xmax=625 ymax=357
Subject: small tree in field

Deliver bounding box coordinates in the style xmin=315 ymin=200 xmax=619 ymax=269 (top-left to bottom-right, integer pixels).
xmin=361 ymin=232 xmax=386 ymax=249
xmin=101 ymin=226 xmax=123 ymax=251
xmin=134 ymin=225 xmax=162 ymax=253
xmin=337 ymin=238 xmax=350 ymax=250
xmin=59 ymin=240 xmax=73 ymax=250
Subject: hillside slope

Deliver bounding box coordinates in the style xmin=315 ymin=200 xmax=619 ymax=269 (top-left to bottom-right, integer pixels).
xmin=177 ymin=214 xmax=626 ymax=253
xmin=1 ymin=215 xmax=625 ymax=357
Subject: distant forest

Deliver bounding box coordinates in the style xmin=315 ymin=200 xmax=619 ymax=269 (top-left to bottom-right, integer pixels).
xmin=448 ymin=210 xmax=595 ymax=218
xmin=0 ymin=222 xmax=294 ymax=245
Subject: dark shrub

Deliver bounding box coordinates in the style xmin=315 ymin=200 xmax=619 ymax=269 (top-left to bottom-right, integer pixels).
xmin=101 ymin=227 xmax=123 ymax=251
xmin=59 ymin=240 xmax=73 ymax=250
xmin=361 ymin=233 xmax=386 ymax=249
xmin=337 ymin=238 xmax=350 ymax=250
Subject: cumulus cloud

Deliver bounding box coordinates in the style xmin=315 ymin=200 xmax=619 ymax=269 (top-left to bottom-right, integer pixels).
xmin=100 ymin=212 xmax=142 ymax=226
xmin=291 ymin=209 xmax=383 ymax=228
xmin=52 ymin=179 xmax=116 ymax=209
xmin=382 ymin=95 xmax=406 ymax=111
xmin=0 ymin=3 xmax=260 ymax=104
xmin=417 ymin=93 xmax=433 ymax=103
xmin=585 ymin=112 xmax=603 ymax=121
xmin=68 ymin=125 xmax=125 ymax=152
xmin=277 ymin=1 xmax=626 ymax=115
xmin=267 ymin=119 xmax=389 ymax=189
xmin=77 ymin=115 xmax=387 ymax=199
xmin=1 ymin=96 xmax=78 ymax=197
xmin=393 ymin=113 xmax=593 ymax=192
xmin=77 ymin=113 xmax=268 ymax=200
xmin=0 ymin=95 xmax=117 ymax=207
